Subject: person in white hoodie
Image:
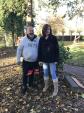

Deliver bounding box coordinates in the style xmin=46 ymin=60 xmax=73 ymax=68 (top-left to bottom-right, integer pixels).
xmin=16 ymin=25 xmax=39 ymax=94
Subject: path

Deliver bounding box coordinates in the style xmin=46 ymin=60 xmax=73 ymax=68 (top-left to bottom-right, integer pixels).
xmin=63 ymin=64 xmax=84 ymax=76
xmin=63 ymin=64 xmax=84 ymax=84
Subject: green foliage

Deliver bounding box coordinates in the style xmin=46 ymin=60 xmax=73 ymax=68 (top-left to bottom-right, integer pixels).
xmin=49 ymin=0 xmax=84 ymax=19
xmin=0 ymin=0 xmax=27 ymax=35
xmin=49 ymin=0 xmax=60 ymax=11
xmin=58 ymin=42 xmax=72 ymax=69
xmin=0 ymin=0 xmax=27 ymax=47
xmin=4 ymin=12 xmax=25 ymax=36
xmin=80 ymin=35 xmax=84 ymax=41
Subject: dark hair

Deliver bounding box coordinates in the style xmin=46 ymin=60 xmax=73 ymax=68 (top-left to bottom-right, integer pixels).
xmin=42 ymin=24 xmax=52 ymax=37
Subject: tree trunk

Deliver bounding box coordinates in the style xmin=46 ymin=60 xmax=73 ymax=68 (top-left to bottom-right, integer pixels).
xmin=73 ymin=35 xmax=80 ymax=43
xmin=4 ymin=33 xmax=7 ymax=47
xmin=70 ymin=33 xmax=72 ymax=41
xmin=12 ymin=31 xmax=15 ymax=48
xmin=62 ymin=33 xmax=64 ymax=41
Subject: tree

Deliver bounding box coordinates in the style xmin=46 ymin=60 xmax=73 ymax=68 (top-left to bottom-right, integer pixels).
xmin=49 ymin=0 xmax=84 ymax=42
xmin=47 ymin=16 xmax=64 ymax=35
xmin=69 ymin=30 xmax=74 ymax=41
xmin=49 ymin=0 xmax=84 ymax=19
xmin=67 ymin=0 xmax=84 ymax=19
xmin=0 ymin=0 xmax=27 ymax=48
xmin=4 ymin=12 xmax=24 ymax=47
xmin=61 ymin=28 xmax=65 ymax=41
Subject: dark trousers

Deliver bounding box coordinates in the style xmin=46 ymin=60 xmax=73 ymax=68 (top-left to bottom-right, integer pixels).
xmin=22 ymin=60 xmax=39 ymax=88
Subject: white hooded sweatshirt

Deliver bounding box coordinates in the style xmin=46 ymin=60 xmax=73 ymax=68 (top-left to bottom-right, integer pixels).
xmin=16 ymin=36 xmax=39 ymax=62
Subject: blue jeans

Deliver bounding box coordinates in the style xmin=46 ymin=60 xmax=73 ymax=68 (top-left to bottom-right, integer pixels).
xmin=43 ymin=63 xmax=57 ymax=80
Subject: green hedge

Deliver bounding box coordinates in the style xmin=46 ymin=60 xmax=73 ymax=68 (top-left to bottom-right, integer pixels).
xmin=58 ymin=42 xmax=72 ymax=69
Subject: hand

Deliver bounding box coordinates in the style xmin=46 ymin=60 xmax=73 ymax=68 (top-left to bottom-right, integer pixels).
xmin=55 ymin=62 xmax=57 ymax=65
xmin=39 ymin=62 xmax=43 ymax=66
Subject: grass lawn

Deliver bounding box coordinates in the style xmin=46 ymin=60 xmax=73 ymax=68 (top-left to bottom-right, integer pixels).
xmin=62 ymin=41 xmax=84 ymax=66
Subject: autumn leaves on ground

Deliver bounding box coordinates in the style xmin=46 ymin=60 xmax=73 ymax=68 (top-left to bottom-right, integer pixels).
xmin=0 ymin=47 xmax=84 ymax=113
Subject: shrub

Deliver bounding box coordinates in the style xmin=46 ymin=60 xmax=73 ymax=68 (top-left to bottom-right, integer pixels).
xmin=58 ymin=42 xmax=72 ymax=69
xmin=80 ymin=35 xmax=84 ymax=41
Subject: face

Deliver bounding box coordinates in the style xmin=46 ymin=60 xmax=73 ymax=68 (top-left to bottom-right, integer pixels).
xmin=27 ymin=26 xmax=34 ymax=38
xmin=45 ymin=27 xmax=50 ymax=36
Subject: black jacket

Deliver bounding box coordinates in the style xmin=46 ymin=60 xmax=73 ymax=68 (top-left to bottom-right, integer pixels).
xmin=38 ymin=35 xmax=59 ymax=63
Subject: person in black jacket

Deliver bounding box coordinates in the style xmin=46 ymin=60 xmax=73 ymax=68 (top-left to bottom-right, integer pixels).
xmin=38 ymin=24 xmax=59 ymax=97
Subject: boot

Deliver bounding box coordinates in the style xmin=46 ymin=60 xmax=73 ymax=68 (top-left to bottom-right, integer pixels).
xmin=43 ymin=78 xmax=49 ymax=92
xmin=52 ymin=79 xmax=58 ymax=97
